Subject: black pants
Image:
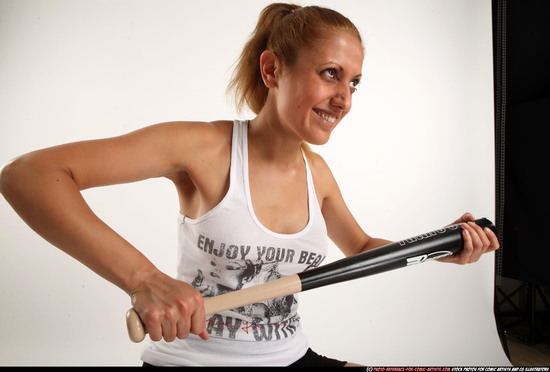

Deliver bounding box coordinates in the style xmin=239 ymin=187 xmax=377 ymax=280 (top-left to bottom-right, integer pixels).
xmin=142 ymin=348 xmax=347 ymax=367
xmin=288 ymin=348 xmax=347 ymax=367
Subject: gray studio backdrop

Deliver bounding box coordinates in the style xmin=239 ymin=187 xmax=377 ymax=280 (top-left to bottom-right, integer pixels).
xmin=0 ymin=0 xmax=509 ymax=366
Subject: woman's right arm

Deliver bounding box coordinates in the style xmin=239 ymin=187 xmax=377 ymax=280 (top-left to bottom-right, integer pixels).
xmin=0 ymin=121 xmax=227 ymax=341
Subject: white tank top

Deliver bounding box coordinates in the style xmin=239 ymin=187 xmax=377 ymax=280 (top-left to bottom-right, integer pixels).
xmin=141 ymin=120 xmax=329 ymax=366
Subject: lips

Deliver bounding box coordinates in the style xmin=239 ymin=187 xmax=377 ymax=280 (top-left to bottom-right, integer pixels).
xmin=313 ymin=108 xmax=338 ymax=125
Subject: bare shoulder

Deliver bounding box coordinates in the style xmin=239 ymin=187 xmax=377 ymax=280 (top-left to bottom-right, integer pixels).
xmin=306 ymin=150 xmax=330 ymax=172
xmin=152 ymin=119 xmax=234 ymax=174
xmin=182 ymin=120 xmax=233 ymax=139
xmin=178 ymin=119 xmax=233 ymax=157
xmin=131 ymin=120 xmax=234 ymax=164
xmin=157 ymin=121 xmax=234 ymax=214
xmin=139 ymin=120 xmax=233 ymax=146
xmin=306 ymin=150 xmax=339 ymax=201
xmin=307 ymin=151 xmax=336 ymax=181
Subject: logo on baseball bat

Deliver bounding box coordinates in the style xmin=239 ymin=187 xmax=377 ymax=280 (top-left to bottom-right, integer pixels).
xmin=406 ymin=250 xmax=453 ymax=265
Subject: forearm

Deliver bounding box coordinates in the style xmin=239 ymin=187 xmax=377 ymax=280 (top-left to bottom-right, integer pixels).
xmin=0 ymin=155 xmax=157 ymax=295
xmin=359 ymin=237 xmax=393 ymax=253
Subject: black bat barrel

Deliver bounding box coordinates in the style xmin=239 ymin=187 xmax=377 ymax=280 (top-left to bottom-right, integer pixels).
xmin=298 ymin=218 xmax=495 ymax=292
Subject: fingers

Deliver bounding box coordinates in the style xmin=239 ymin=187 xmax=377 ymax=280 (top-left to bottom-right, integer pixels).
xmin=469 ymin=222 xmax=489 ymax=256
xmin=190 ymin=298 xmax=210 ymax=341
xmin=161 ymin=309 xmax=178 ymax=342
xmin=140 ymin=308 xmax=163 ymax=342
xmin=487 ymin=227 xmax=500 ymax=252
xmin=440 ymin=213 xmax=501 ymax=265
xmin=131 ymin=279 xmax=208 ymax=343
xmin=458 ymin=220 xmax=500 ymax=265
xmin=448 ymin=212 xmax=475 ymax=226
xmin=176 ymin=319 xmax=190 ymax=340
xmin=175 ymin=291 xmax=208 ymax=341
xmin=139 ymin=300 xmax=207 ymax=342
xmin=460 ymin=212 xmax=475 ymax=223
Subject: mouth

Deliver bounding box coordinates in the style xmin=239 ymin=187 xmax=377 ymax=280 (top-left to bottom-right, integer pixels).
xmin=313 ymin=108 xmax=338 ymax=126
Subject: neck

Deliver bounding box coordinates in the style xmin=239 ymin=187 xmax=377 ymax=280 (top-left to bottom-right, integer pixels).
xmin=248 ymin=107 xmax=305 ymax=167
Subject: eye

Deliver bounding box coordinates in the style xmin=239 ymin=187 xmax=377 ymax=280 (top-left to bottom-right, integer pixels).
xmin=350 ymin=79 xmax=361 ymax=92
xmin=322 ymin=68 xmax=338 ymax=80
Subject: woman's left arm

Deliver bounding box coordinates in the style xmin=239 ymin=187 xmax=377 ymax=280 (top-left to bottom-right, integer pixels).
xmin=310 ymin=153 xmax=499 ymax=262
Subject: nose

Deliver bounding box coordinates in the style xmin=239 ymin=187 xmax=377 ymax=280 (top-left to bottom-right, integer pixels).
xmin=331 ymin=83 xmax=353 ymax=113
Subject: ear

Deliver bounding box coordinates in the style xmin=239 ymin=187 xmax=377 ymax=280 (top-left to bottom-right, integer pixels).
xmin=260 ymin=50 xmax=280 ymax=89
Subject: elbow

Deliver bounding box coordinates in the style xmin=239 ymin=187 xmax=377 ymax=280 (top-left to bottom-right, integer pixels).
xmin=1 ymin=151 xmax=79 ymax=207
xmin=0 ymin=157 xmax=25 ymax=200
xmin=0 ymin=154 xmax=47 ymax=201
xmin=1 ymin=159 xmax=15 ymax=196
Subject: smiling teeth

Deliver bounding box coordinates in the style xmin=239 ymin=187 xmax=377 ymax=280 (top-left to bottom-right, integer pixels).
xmin=319 ymin=112 xmax=336 ymax=123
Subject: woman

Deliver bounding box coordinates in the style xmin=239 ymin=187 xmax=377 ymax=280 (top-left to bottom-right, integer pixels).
xmin=0 ymin=3 xmax=499 ymax=367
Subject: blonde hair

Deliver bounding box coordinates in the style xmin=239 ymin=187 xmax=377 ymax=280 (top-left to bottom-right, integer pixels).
xmin=228 ymin=3 xmax=363 ymax=115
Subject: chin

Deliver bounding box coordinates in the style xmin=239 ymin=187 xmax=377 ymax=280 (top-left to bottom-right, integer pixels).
xmin=307 ymin=134 xmax=332 ymax=146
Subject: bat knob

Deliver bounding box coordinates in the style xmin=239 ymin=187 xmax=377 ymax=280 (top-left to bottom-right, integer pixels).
xmin=126 ymin=308 xmax=146 ymax=343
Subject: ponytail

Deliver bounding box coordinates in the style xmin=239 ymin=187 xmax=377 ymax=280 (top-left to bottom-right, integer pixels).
xmin=227 ymin=3 xmax=300 ymax=114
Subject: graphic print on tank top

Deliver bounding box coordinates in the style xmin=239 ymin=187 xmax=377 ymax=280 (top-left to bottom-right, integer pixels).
xmin=188 ymin=243 xmax=327 ymax=340
xmin=192 ymin=261 xmax=291 ymax=320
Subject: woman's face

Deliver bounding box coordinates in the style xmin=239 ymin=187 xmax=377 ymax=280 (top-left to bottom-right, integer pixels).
xmin=276 ymin=32 xmax=364 ymax=145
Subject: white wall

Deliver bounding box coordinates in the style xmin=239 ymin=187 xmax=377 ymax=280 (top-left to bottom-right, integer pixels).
xmin=0 ymin=0 xmax=509 ymax=366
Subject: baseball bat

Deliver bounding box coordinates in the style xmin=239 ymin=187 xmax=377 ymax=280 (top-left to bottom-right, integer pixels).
xmin=126 ymin=218 xmax=495 ymax=342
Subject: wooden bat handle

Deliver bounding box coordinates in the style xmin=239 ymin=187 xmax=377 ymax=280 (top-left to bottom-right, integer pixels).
xmin=126 ymin=274 xmax=302 ymax=343
xmin=126 ymin=308 xmax=146 ymax=343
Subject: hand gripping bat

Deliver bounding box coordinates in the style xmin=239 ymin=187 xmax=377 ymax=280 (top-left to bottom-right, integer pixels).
xmin=126 ymin=218 xmax=495 ymax=342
